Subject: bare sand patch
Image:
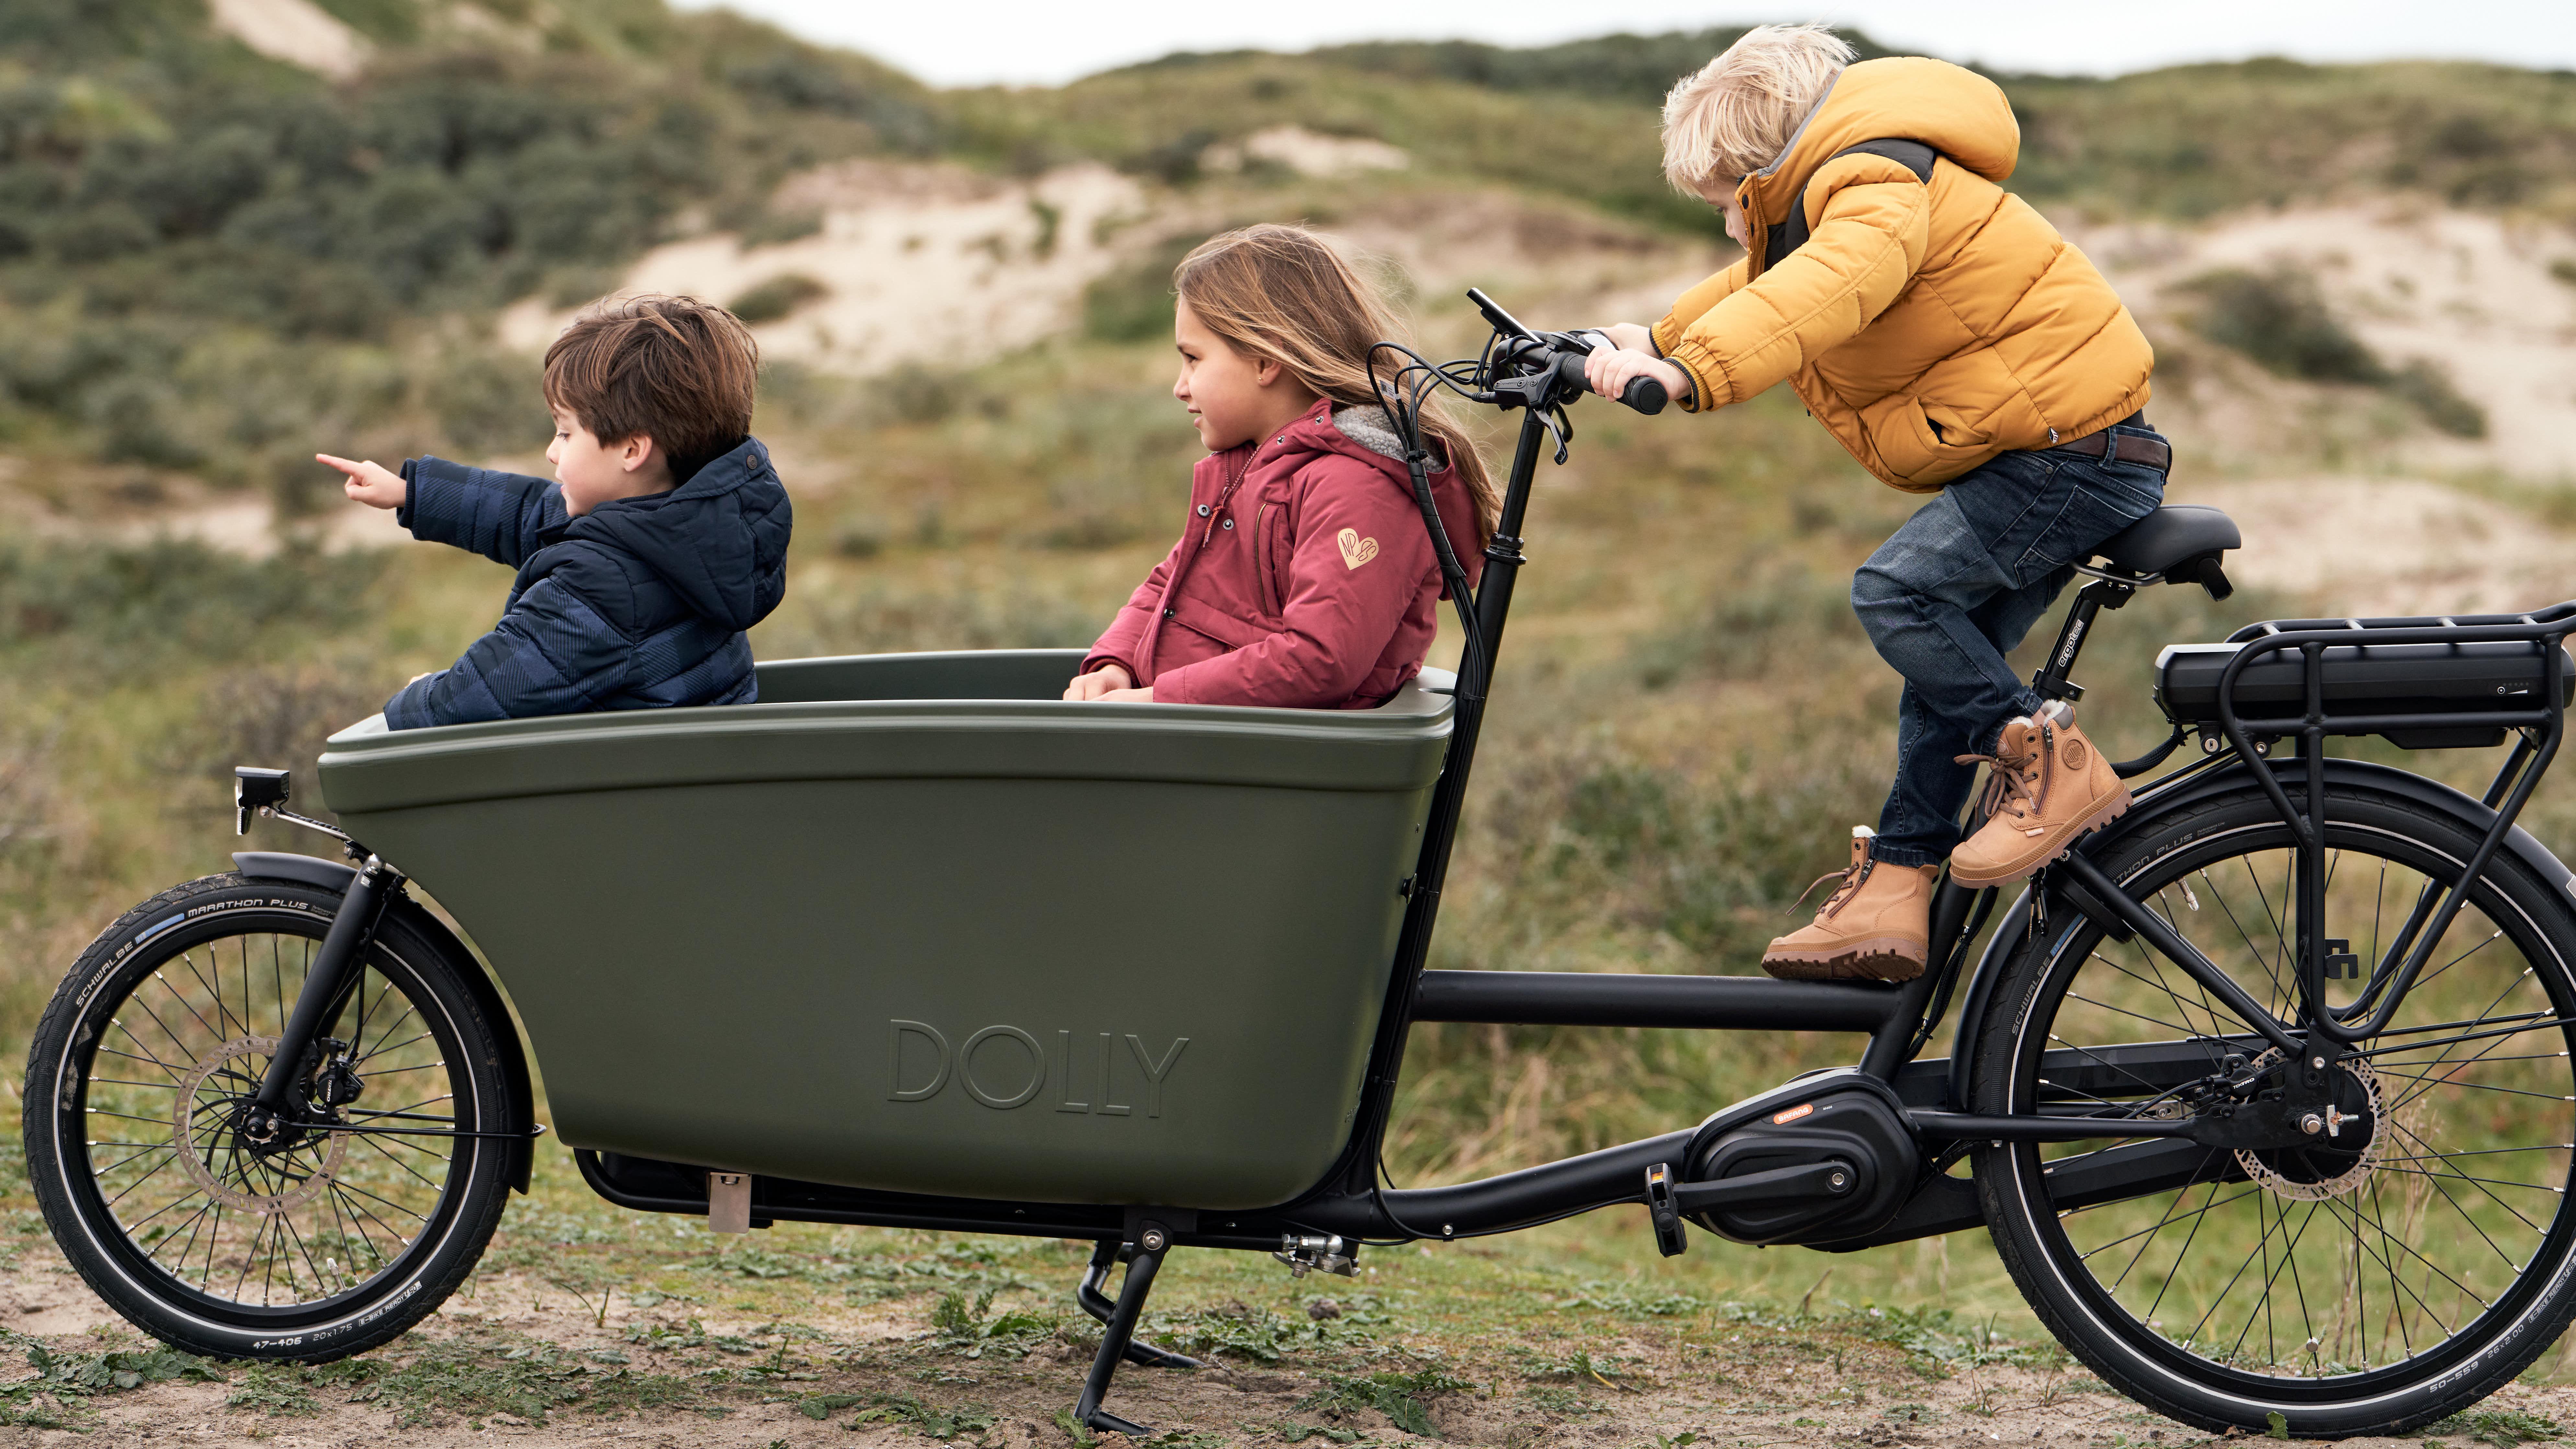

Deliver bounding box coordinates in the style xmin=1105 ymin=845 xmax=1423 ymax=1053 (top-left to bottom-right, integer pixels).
xmin=2170 ymin=475 xmax=2575 ymax=617
xmin=2059 ymin=203 xmax=2576 ymax=480
xmin=1205 ymin=126 xmax=1411 ymax=178
xmin=500 ymin=164 xmax=1150 ymax=378
xmin=205 ymin=0 xmax=368 ymax=79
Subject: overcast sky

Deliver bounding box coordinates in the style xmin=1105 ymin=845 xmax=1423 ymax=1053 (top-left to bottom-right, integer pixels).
xmin=674 ymin=2 xmax=2576 ymax=87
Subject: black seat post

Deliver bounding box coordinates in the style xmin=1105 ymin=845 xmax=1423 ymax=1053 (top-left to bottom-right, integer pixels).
xmin=2030 ymin=575 xmax=2140 ymax=705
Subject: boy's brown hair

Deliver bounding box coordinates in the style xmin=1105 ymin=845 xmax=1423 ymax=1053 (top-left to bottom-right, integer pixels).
xmin=542 ymin=294 xmax=760 ymax=482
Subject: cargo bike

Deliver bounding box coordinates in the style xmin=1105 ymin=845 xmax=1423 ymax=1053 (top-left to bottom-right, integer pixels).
xmin=26 ymin=290 xmax=2576 ymax=1438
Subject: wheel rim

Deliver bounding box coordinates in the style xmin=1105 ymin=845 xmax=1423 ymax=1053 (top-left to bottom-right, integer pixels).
xmin=2009 ymin=818 xmax=2576 ymax=1398
xmin=63 ymin=917 xmax=476 ymax=1318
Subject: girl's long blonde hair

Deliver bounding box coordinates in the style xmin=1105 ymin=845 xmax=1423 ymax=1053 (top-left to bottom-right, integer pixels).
xmin=1174 ymin=224 xmax=1498 ymax=549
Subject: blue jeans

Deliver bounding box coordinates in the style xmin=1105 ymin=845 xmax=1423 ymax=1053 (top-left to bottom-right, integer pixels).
xmin=1851 ymin=427 xmax=2168 ymax=867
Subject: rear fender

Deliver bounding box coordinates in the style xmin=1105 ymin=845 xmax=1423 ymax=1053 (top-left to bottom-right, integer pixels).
xmin=231 ymin=852 xmax=538 ymax=1193
xmin=1940 ymin=758 xmax=2576 ymax=1111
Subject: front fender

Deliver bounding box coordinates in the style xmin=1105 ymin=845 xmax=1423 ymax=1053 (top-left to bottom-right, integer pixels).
xmin=1941 ymin=757 xmax=2575 ymax=1110
xmin=231 ymin=852 xmax=538 ymax=1193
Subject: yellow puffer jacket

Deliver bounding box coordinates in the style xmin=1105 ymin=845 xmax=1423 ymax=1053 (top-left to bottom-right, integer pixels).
xmin=1650 ymin=57 xmax=2153 ymax=494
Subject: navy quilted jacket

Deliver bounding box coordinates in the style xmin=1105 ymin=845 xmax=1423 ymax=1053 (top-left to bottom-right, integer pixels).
xmin=383 ymin=438 xmax=793 ymax=730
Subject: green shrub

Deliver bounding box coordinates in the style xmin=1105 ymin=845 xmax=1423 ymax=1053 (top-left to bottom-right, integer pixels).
xmin=2173 ymin=265 xmax=2386 ymax=383
xmin=2389 ymin=357 xmax=2487 ymax=438
xmin=0 ymin=541 xmax=376 ymax=662
xmin=424 ymin=345 xmax=545 ymax=454
xmin=1081 ymin=230 xmax=1205 ymax=343
xmin=726 ymin=272 xmax=829 ymax=324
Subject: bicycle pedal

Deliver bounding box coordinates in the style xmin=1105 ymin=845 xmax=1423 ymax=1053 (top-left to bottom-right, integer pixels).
xmin=1644 ymin=1163 xmax=1689 ymax=1258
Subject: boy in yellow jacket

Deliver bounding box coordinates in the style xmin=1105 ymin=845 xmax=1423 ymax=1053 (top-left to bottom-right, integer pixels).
xmin=1584 ymin=25 xmax=2168 ymax=983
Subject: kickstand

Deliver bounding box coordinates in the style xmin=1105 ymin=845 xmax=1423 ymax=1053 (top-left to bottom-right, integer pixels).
xmin=1076 ymin=1240 xmax=1204 ymax=1371
xmin=1073 ymin=1236 xmax=1188 ymax=1436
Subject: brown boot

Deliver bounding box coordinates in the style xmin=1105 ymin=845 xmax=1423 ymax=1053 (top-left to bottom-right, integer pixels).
xmin=1763 ymin=827 xmax=1939 ymax=982
xmin=1948 ymin=702 xmax=2131 ymax=888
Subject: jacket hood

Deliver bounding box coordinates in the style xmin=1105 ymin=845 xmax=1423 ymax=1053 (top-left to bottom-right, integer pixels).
xmin=1277 ymin=398 xmax=1419 ymax=487
xmin=1746 ymin=57 xmax=2018 ymax=227
xmin=563 ymin=435 xmax=792 ymax=630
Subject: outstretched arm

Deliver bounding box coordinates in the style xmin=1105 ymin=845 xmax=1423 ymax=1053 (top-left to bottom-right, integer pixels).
xmin=387 ymin=457 xmax=567 ymax=568
xmin=318 ymin=454 xmax=406 ymax=510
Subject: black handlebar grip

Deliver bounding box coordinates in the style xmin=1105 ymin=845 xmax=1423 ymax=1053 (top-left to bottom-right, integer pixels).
xmin=1620 ymin=375 xmax=1668 ymax=415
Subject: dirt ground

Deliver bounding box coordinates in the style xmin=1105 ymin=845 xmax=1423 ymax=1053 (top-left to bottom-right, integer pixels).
xmin=0 ymin=1218 xmax=2569 ymax=1449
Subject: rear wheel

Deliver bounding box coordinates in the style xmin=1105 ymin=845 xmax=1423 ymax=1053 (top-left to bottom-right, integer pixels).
xmin=25 ymin=873 xmax=518 ymax=1360
xmin=1972 ymin=781 xmax=2576 ymax=1436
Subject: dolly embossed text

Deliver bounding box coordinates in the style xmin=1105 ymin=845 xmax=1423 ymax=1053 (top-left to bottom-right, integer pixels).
xmin=886 ymin=1020 xmax=1189 ymax=1116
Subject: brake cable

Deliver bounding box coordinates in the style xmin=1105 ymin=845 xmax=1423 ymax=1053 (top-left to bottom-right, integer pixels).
xmin=1366 ymin=337 xmax=1509 ymax=701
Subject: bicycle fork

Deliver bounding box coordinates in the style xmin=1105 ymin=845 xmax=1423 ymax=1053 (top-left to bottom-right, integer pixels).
xmin=240 ymin=855 xmax=401 ymax=1144
xmin=231 ymin=766 xmax=399 ymax=1144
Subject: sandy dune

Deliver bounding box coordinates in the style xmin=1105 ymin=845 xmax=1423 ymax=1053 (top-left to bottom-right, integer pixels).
xmin=2065 ymin=203 xmax=2576 ymax=481
xmin=500 ymin=163 xmax=1151 ymax=375
xmin=205 ymin=0 xmax=368 ymax=79
xmin=2170 ymin=475 xmax=2572 ymax=617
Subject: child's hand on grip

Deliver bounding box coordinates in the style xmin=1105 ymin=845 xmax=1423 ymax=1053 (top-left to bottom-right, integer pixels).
xmin=317 ymin=453 xmax=407 ymax=510
xmin=1584 ymin=347 xmax=1689 ymax=407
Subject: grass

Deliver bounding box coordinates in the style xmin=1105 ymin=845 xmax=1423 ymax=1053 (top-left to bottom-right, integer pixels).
xmin=0 ymin=98 xmax=2573 ymax=1427
xmin=4 ymin=0 xmax=2571 ymax=519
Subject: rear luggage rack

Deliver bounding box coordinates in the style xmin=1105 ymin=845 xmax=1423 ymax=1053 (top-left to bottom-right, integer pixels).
xmin=2158 ymin=604 xmax=2576 ymax=751
xmin=2152 ymin=601 xmax=2576 ymax=1052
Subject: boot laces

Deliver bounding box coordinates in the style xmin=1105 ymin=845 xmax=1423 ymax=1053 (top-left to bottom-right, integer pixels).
xmin=1956 ymin=719 xmax=2055 ymax=824
xmin=1790 ymin=854 xmax=1876 ymax=921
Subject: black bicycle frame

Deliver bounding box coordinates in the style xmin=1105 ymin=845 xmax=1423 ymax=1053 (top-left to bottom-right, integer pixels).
xmin=2216 ymin=611 xmax=2573 ymax=1046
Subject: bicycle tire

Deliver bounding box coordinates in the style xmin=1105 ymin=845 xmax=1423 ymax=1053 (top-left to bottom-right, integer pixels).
xmin=1972 ymin=777 xmax=2576 ymax=1436
xmin=25 ymin=872 xmax=518 ymax=1361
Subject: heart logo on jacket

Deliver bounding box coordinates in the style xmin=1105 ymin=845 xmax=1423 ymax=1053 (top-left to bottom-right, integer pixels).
xmin=1337 ymin=527 xmax=1379 ymax=570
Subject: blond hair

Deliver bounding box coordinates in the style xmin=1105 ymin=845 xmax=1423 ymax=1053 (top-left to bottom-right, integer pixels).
xmin=1661 ymin=24 xmax=1857 ymax=191
xmin=1175 ymin=224 xmax=1497 ymax=548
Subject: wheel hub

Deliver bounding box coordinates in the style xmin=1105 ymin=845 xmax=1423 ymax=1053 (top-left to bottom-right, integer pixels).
xmin=172 ymin=1036 xmax=348 ymax=1214
xmin=2234 ymin=1047 xmax=2386 ymax=1202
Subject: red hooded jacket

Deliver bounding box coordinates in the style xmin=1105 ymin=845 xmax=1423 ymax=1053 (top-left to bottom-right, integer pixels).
xmin=1081 ymin=399 xmax=1485 ymax=709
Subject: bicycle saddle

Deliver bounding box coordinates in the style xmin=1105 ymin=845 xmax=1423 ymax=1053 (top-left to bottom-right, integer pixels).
xmin=2095 ymin=505 xmax=2240 ymax=599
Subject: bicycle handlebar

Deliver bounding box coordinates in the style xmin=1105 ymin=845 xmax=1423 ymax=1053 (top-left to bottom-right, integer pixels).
xmin=1461 ymin=291 xmax=1666 ymax=417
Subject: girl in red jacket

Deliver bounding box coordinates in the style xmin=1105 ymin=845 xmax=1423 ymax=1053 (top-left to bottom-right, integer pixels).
xmin=1064 ymin=225 xmax=1495 ymax=710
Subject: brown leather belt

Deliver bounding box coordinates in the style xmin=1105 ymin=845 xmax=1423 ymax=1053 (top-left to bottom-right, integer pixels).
xmin=2044 ymin=411 xmax=2169 ymax=470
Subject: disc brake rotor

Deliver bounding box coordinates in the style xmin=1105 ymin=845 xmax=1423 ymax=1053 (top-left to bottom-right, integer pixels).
xmin=170 ymin=1036 xmax=348 ymax=1215
xmin=2234 ymin=1047 xmax=2387 ymax=1202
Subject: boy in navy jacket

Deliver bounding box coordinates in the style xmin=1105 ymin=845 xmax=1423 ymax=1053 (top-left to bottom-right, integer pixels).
xmin=320 ymin=295 xmax=792 ymax=730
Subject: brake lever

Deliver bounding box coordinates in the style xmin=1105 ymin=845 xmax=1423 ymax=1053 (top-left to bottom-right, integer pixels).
xmin=1539 ymin=405 xmax=1571 ymax=465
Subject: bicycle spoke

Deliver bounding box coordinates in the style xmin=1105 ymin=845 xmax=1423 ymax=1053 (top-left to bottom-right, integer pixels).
xmin=2025 ymin=825 xmax=2575 ymax=1386
xmin=63 ymin=934 xmax=466 ymax=1315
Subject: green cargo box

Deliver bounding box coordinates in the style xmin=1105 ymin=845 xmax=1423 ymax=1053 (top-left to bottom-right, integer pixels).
xmin=317 ymin=650 xmax=1453 ymax=1210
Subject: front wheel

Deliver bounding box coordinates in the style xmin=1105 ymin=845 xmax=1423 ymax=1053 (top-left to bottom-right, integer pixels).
xmin=25 ymin=872 xmax=519 ymax=1360
xmin=1972 ymin=779 xmax=2576 ymax=1436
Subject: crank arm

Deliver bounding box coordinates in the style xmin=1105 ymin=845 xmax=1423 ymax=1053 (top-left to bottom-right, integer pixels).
xmin=1670 ymin=1157 xmax=1856 ymax=1213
